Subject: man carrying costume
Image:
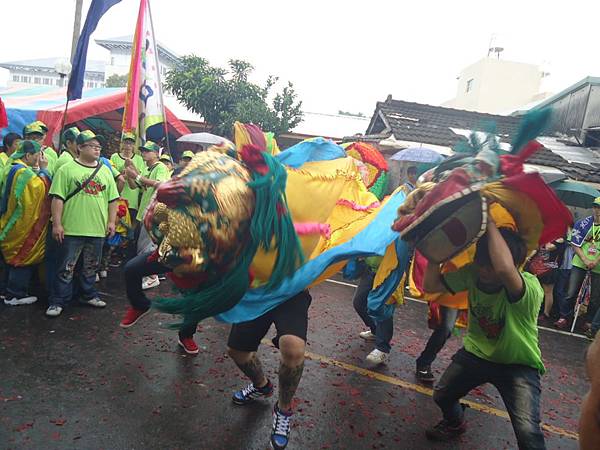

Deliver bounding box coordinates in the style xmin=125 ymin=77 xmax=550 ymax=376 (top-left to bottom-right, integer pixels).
xmin=46 ymin=130 xmax=119 ymax=317
xmin=423 ymin=220 xmax=547 ymax=448
xmin=227 ymin=290 xmax=312 ymax=450
xmin=0 ymin=140 xmax=52 ymax=305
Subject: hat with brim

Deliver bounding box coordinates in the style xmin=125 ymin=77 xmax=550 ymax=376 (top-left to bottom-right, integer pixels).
xmin=181 ymin=150 xmax=194 ymax=160
xmin=122 ymin=131 xmax=136 ymax=142
xmin=593 ymin=197 xmax=600 ymax=207
xmin=76 ymin=130 xmax=98 ymax=145
xmin=139 ymin=141 xmax=160 ymax=153
xmin=23 ymin=123 xmax=45 ymax=136
xmin=160 ymin=153 xmax=173 ymax=162
xmin=12 ymin=140 xmax=42 ymax=159
xmin=62 ymin=127 xmax=80 ymax=143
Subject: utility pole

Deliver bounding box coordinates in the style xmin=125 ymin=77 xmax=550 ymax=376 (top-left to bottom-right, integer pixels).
xmin=70 ymin=0 xmax=84 ymax=63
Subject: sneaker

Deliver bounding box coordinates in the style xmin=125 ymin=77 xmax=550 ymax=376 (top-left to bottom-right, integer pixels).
xmin=232 ymin=381 xmax=274 ymax=405
xmin=99 ymin=270 xmax=108 ymax=279
xmin=109 ymin=260 xmax=122 ymax=268
xmin=81 ymin=297 xmax=106 ymax=308
xmin=270 ymin=403 xmax=292 ymax=449
xmin=425 ymin=419 xmax=467 ymax=441
xmin=95 ymin=273 xmax=100 ymax=283
xmin=4 ymin=296 xmax=38 ymax=306
xmin=586 ymin=328 xmax=597 ymax=340
xmin=366 ymin=349 xmax=389 ymax=365
xmin=46 ymin=305 xmax=63 ymax=317
xmin=142 ymin=276 xmax=160 ymax=290
xmin=120 ymin=307 xmax=150 ymax=328
xmin=359 ymin=330 xmax=376 ymax=341
xmin=416 ymin=366 xmax=436 ymax=383
xmin=553 ymin=318 xmax=570 ymax=330
xmin=178 ymin=336 xmax=199 ymax=355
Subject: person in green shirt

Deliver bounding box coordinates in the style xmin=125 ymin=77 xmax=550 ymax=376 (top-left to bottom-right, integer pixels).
xmin=110 ymin=132 xmax=145 ymax=220
xmin=555 ymin=201 xmax=600 ymax=332
xmin=46 ymin=130 xmax=119 ymax=317
xmin=23 ymin=121 xmax=58 ymax=175
xmin=159 ymin=153 xmax=174 ymax=176
xmin=422 ymin=219 xmax=546 ymax=449
xmin=124 ymin=140 xmax=170 ymax=223
xmin=54 ymin=127 xmax=80 ymax=173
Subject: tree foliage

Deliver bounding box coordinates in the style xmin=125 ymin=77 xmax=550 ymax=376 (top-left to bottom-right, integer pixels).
xmin=105 ymin=73 xmax=128 ymax=88
xmin=165 ymin=56 xmax=303 ymax=137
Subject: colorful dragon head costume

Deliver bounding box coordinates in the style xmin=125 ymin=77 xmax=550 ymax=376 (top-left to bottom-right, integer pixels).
xmin=145 ymin=124 xmax=304 ymax=325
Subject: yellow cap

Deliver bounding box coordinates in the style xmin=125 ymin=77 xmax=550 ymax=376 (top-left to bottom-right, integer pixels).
xmin=593 ymin=197 xmax=600 ymax=207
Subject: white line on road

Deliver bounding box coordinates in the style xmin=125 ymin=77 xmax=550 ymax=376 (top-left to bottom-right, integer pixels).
xmin=324 ymin=279 xmax=589 ymax=340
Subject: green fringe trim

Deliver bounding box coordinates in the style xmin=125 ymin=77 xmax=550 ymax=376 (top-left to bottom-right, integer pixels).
xmin=247 ymin=152 xmax=304 ymax=289
xmin=0 ymin=167 xmax=35 ymax=241
xmin=510 ymin=108 xmax=552 ymax=154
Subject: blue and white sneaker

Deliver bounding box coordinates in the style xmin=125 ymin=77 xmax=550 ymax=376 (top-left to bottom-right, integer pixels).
xmin=270 ymin=403 xmax=292 ymax=449
xmin=232 ymin=381 xmax=273 ymax=405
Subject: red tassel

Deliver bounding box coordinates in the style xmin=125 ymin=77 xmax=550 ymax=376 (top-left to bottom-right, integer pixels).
xmin=240 ymin=144 xmax=269 ymax=175
xmin=500 ymin=141 xmax=542 ymax=177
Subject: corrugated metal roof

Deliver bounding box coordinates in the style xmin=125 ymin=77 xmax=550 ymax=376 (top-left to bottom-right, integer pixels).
xmin=0 ymin=58 xmax=106 ymax=73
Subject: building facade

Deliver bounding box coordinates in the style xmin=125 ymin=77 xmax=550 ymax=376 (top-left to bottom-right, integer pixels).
xmin=0 ymin=36 xmax=178 ymax=89
xmin=443 ymin=57 xmax=547 ymax=114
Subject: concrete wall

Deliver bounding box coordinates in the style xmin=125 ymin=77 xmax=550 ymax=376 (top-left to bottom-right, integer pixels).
xmin=104 ymin=48 xmax=173 ymax=83
xmin=444 ymin=58 xmax=543 ymax=114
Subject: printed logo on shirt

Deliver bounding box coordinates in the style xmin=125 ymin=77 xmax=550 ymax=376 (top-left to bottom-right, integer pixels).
xmin=76 ymin=177 xmax=106 ymax=196
xmin=471 ymin=304 xmax=505 ymax=339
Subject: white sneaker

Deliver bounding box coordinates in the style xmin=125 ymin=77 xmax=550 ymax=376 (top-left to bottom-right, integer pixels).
xmin=142 ymin=276 xmax=160 ymax=290
xmin=81 ymin=297 xmax=106 ymax=308
xmin=4 ymin=296 xmax=38 ymax=306
xmin=95 ymin=273 xmax=100 ymax=283
xmin=46 ymin=305 xmax=63 ymax=317
xmin=366 ymin=349 xmax=389 ymax=365
xmin=99 ymin=270 xmax=108 ymax=279
xmin=359 ymin=330 xmax=376 ymax=341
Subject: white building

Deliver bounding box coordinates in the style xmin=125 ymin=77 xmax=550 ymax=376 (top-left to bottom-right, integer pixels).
xmin=95 ymin=35 xmax=179 ymax=81
xmin=0 ymin=35 xmax=178 ymax=89
xmin=0 ymin=58 xmax=105 ymax=88
xmin=443 ymin=56 xmax=549 ymax=114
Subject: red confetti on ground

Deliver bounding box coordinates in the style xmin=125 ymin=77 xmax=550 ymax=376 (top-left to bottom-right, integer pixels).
xmin=50 ymin=418 xmax=67 ymax=426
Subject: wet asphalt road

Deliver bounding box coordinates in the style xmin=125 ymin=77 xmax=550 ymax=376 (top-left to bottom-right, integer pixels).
xmin=0 ymin=270 xmax=589 ymax=449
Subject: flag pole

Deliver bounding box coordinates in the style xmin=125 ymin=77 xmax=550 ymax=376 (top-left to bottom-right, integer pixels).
xmin=146 ymin=0 xmax=171 ymax=156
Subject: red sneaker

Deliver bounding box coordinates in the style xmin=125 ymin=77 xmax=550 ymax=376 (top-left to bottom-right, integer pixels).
xmin=178 ymin=336 xmax=199 ymax=355
xmin=553 ymin=318 xmax=570 ymax=330
xmin=120 ymin=307 xmax=150 ymax=328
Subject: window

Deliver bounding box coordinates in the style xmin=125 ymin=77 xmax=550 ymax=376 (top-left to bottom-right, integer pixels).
xmin=20 ymin=75 xmax=31 ymax=83
xmin=34 ymin=77 xmax=41 ymax=84
xmin=12 ymin=75 xmax=19 ymax=82
xmin=466 ymin=78 xmax=474 ymax=93
xmin=43 ymin=78 xmax=50 ymax=85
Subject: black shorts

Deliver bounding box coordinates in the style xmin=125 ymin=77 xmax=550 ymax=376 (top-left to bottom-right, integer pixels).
xmin=227 ymin=290 xmax=312 ymax=352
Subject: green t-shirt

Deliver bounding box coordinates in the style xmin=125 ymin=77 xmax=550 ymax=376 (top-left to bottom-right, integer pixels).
xmin=43 ymin=146 xmax=58 ymax=176
xmin=54 ymin=151 xmax=76 ymax=173
xmin=572 ymin=223 xmax=600 ymax=274
xmin=110 ymin=153 xmax=145 ymax=210
xmin=49 ymin=160 xmax=119 ymax=237
xmin=136 ymin=161 xmax=170 ymax=222
xmin=443 ymin=265 xmax=545 ymax=373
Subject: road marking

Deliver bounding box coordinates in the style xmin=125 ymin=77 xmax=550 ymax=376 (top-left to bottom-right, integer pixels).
xmin=295 ymin=344 xmax=578 ymax=441
xmin=324 ymin=279 xmax=589 ymax=340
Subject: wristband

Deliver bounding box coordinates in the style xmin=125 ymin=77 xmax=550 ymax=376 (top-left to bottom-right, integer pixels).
xmin=135 ymin=174 xmax=142 ymax=184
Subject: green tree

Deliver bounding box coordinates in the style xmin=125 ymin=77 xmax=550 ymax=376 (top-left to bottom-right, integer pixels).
xmin=165 ymin=56 xmax=303 ymax=137
xmin=105 ymin=73 xmax=129 ymax=87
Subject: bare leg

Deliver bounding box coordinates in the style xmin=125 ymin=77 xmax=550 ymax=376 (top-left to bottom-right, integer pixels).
xmin=543 ymin=283 xmax=554 ymax=317
xmin=227 ymin=348 xmax=268 ymax=388
xmin=277 ymin=335 xmax=306 ymax=411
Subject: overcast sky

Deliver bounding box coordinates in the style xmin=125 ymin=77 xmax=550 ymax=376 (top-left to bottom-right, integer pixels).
xmin=2 ymin=0 xmax=600 ymax=116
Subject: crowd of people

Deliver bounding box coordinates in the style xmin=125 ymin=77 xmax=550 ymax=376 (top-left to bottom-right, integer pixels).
xmin=1 ymin=124 xmax=599 ymax=450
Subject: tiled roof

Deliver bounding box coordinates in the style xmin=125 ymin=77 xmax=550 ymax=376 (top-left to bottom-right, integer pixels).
xmin=367 ymin=98 xmax=522 ymax=148
xmin=356 ymin=96 xmax=600 ymax=184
